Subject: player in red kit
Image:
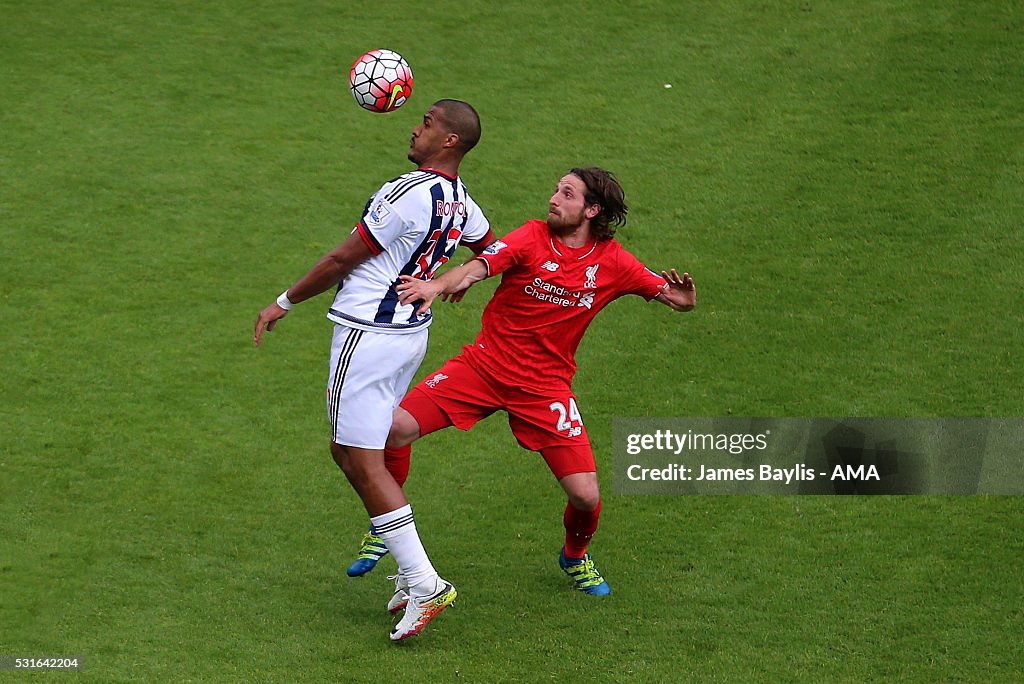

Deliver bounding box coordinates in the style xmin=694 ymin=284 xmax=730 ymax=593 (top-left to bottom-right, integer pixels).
xmin=359 ymin=167 xmax=695 ymax=602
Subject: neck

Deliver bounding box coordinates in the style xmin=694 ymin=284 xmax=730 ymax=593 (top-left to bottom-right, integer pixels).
xmin=552 ymin=223 xmax=593 ymax=248
xmin=417 ymin=152 xmax=460 ymax=179
xmin=419 ymin=164 xmax=458 ymax=179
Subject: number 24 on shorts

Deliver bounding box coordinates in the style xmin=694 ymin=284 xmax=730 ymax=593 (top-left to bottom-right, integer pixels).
xmin=550 ymin=399 xmax=584 ymax=437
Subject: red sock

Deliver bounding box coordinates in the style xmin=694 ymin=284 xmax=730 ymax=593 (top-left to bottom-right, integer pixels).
xmin=384 ymin=444 xmax=411 ymax=487
xmin=563 ymin=499 xmax=602 ymax=558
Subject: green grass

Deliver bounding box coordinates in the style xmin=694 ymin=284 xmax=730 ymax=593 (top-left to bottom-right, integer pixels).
xmin=2 ymin=0 xmax=1022 ymax=681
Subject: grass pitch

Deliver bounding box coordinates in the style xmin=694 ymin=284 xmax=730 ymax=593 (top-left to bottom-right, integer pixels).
xmin=2 ymin=1 xmax=1022 ymax=681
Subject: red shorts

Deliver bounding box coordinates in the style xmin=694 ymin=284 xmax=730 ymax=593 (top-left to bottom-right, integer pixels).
xmin=400 ymin=354 xmax=595 ymax=479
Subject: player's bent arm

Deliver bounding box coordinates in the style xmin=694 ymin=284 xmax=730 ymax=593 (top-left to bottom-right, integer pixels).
xmin=254 ymin=232 xmax=375 ymax=346
xmin=285 ymin=232 xmax=375 ymax=304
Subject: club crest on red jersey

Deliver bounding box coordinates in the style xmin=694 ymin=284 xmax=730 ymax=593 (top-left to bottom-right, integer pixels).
xmin=425 ymin=372 xmax=449 ymax=388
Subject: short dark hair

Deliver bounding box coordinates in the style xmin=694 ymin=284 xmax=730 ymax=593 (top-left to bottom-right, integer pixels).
xmin=433 ymin=99 xmax=481 ymax=154
xmin=569 ymin=167 xmax=628 ymax=241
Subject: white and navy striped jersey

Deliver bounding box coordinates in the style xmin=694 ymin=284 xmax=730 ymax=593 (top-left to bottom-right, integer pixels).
xmin=327 ymin=168 xmax=491 ymax=334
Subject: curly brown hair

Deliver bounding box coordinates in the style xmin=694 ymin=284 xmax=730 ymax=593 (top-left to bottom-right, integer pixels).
xmin=569 ymin=167 xmax=628 ymax=241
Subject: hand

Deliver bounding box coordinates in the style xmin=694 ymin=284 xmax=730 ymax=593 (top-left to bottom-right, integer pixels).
xmin=396 ymin=275 xmax=445 ymax=316
xmin=439 ymin=280 xmax=474 ymax=304
xmin=659 ymin=269 xmax=696 ymax=311
xmin=254 ymin=303 xmax=289 ymax=346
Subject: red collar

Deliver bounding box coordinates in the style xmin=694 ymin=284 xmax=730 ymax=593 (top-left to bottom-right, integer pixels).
xmin=549 ymin=235 xmax=598 ymax=260
xmin=419 ymin=166 xmax=457 ymax=181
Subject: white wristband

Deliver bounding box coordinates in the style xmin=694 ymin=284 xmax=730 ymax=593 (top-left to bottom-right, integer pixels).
xmin=276 ymin=290 xmax=294 ymax=311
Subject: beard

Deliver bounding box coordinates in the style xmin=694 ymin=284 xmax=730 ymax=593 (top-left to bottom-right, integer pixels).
xmin=546 ymin=209 xmax=585 ymax=235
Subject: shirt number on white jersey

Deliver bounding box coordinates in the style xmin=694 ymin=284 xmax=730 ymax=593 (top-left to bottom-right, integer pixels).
xmin=549 ymin=398 xmax=584 ymax=437
xmin=412 ymin=227 xmax=463 ymax=280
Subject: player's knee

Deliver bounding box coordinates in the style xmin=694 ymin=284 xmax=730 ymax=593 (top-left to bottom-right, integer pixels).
xmin=386 ymin=407 xmax=421 ymax=448
xmin=330 ymin=441 xmax=348 ymax=471
xmin=331 ymin=442 xmax=369 ymax=481
xmin=569 ymin=489 xmax=601 ymax=511
xmin=563 ymin=474 xmax=601 ymax=511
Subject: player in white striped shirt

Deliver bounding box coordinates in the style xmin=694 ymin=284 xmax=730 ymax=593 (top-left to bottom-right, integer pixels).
xmin=254 ymin=100 xmax=494 ymax=640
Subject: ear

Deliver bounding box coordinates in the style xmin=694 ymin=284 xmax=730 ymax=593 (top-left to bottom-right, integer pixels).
xmin=584 ymin=204 xmax=601 ymax=220
xmin=442 ymin=132 xmax=461 ymax=150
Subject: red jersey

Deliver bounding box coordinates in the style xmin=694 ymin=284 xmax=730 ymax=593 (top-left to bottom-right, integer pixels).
xmin=463 ymin=219 xmax=667 ymax=391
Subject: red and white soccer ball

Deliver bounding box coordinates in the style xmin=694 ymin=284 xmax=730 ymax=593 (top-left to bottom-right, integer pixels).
xmin=348 ymin=49 xmax=414 ymax=113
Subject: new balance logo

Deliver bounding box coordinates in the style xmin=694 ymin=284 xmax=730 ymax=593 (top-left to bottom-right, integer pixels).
xmin=541 ymin=261 xmax=559 ymax=272
xmin=425 ymin=373 xmax=449 ymax=389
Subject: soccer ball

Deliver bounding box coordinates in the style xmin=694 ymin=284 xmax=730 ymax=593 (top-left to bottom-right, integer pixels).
xmin=348 ymin=49 xmax=414 ymax=113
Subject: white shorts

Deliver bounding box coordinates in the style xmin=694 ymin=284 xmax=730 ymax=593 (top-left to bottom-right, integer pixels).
xmin=326 ymin=324 xmax=428 ymax=449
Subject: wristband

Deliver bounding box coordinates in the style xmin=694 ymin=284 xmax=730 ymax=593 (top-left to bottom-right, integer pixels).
xmin=276 ymin=291 xmax=294 ymax=311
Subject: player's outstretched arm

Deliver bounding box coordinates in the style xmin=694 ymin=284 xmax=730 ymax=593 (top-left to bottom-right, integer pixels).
xmin=254 ymin=232 xmax=375 ymax=346
xmin=396 ymin=259 xmax=489 ymax=315
xmin=442 ymin=236 xmax=495 ymax=303
xmin=654 ymin=269 xmax=696 ymax=312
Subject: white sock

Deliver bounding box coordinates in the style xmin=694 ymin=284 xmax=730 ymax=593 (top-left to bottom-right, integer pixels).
xmin=370 ymin=504 xmax=439 ymax=597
